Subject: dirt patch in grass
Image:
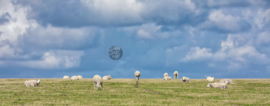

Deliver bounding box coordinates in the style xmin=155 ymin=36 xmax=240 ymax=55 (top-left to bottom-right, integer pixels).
xmin=145 ymin=89 xmax=160 ymax=95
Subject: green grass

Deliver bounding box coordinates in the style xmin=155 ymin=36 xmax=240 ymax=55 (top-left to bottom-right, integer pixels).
xmin=0 ymin=79 xmax=270 ymax=106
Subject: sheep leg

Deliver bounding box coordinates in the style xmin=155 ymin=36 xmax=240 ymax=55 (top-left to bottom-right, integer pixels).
xmin=94 ymin=83 xmax=95 ymax=89
xmin=101 ymin=84 xmax=104 ymax=90
xmin=138 ymin=77 xmax=139 ymax=81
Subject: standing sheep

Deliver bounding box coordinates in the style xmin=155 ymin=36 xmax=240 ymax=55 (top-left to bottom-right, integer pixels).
xmin=77 ymin=75 xmax=83 ymax=80
xmin=71 ymin=76 xmax=79 ymax=80
xmin=63 ymin=76 xmax=69 ymax=79
xmin=173 ymin=71 xmax=178 ymax=79
xmin=24 ymin=79 xmax=41 ymax=87
xmin=219 ymin=79 xmax=236 ymax=84
xmin=164 ymin=73 xmax=168 ymax=77
xmin=206 ymin=76 xmax=215 ymax=82
xmin=181 ymin=76 xmax=190 ymax=82
xmin=93 ymin=75 xmax=103 ymax=90
xmin=135 ymin=71 xmax=141 ymax=81
xmin=207 ymin=83 xmax=228 ymax=89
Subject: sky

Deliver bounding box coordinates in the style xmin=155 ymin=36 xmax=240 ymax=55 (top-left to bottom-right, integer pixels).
xmin=0 ymin=0 xmax=270 ymax=79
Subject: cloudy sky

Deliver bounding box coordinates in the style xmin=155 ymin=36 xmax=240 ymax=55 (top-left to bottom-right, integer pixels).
xmin=0 ymin=0 xmax=270 ymax=78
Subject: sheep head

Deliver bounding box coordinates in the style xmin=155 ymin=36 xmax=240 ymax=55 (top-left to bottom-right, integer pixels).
xmin=207 ymin=83 xmax=211 ymax=87
xmin=36 ymin=79 xmax=40 ymax=84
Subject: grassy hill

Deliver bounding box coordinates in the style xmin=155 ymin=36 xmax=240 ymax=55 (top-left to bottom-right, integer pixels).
xmin=0 ymin=79 xmax=269 ymax=106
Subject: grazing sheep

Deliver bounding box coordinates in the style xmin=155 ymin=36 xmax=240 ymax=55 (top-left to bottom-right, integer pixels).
xmin=63 ymin=76 xmax=69 ymax=79
xmin=219 ymin=79 xmax=236 ymax=84
xmin=163 ymin=76 xmax=172 ymax=80
xmin=207 ymin=83 xmax=228 ymax=89
xmin=93 ymin=75 xmax=103 ymax=90
xmin=181 ymin=76 xmax=190 ymax=82
xmin=77 ymin=75 xmax=83 ymax=80
xmin=164 ymin=73 xmax=168 ymax=77
xmin=135 ymin=71 xmax=141 ymax=81
xmin=24 ymin=79 xmax=40 ymax=87
xmin=71 ymin=76 xmax=79 ymax=80
xmin=206 ymin=76 xmax=215 ymax=82
xmin=103 ymin=75 xmax=112 ymax=80
xmin=173 ymin=71 xmax=178 ymax=79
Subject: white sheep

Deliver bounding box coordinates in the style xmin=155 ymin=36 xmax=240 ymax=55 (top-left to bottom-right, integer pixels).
xmin=163 ymin=76 xmax=172 ymax=80
xmin=103 ymin=75 xmax=112 ymax=80
xmin=71 ymin=76 xmax=79 ymax=80
xmin=219 ymin=79 xmax=236 ymax=84
xmin=206 ymin=76 xmax=215 ymax=82
xmin=163 ymin=73 xmax=168 ymax=77
xmin=93 ymin=75 xmax=103 ymax=90
xmin=63 ymin=76 xmax=69 ymax=79
xmin=24 ymin=79 xmax=40 ymax=87
xmin=77 ymin=75 xmax=83 ymax=80
xmin=134 ymin=71 xmax=141 ymax=81
xmin=181 ymin=76 xmax=190 ymax=82
xmin=173 ymin=71 xmax=178 ymax=79
xmin=207 ymin=83 xmax=228 ymax=89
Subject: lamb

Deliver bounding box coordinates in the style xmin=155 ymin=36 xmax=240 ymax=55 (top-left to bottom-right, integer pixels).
xmin=103 ymin=75 xmax=112 ymax=80
xmin=71 ymin=76 xmax=79 ymax=80
xmin=135 ymin=71 xmax=141 ymax=81
xmin=77 ymin=75 xmax=83 ymax=80
xmin=163 ymin=73 xmax=168 ymax=77
xmin=63 ymin=76 xmax=69 ymax=79
xmin=181 ymin=76 xmax=190 ymax=82
xmin=173 ymin=71 xmax=178 ymax=79
xmin=163 ymin=76 xmax=172 ymax=80
xmin=24 ymin=79 xmax=40 ymax=87
xmin=206 ymin=76 xmax=215 ymax=82
xmin=219 ymin=79 xmax=236 ymax=84
xmin=93 ymin=75 xmax=103 ymax=90
xmin=207 ymin=83 xmax=228 ymax=89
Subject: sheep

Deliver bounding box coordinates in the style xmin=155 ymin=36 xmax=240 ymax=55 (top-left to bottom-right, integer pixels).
xmin=77 ymin=75 xmax=83 ymax=80
xmin=173 ymin=71 xmax=178 ymax=79
xmin=163 ymin=73 xmax=168 ymax=77
xmin=93 ymin=75 xmax=103 ymax=90
xmin=103 ymin=75 xmax=112 ymax=80
xmin=206 ymin=76 xmax=215 ymax=82
xmin=207 ymin=83 xmax=228 ymax=89
xmin=181 ymin=76 xmax=190 ymax=82
xmin=71 ymin=76 xmax=79 ymax=80
xmin=24 ymin=79 xmax=40 ymax=87
xmin=135 ymin=71 xmax=141 ymax=81
xmin=219 ymin=79 xmax=236 ymax=84
xmin=163 ymin=76 xmax=172 ymax=80
xmin=63 ymin=76 xmax=69 ymax=79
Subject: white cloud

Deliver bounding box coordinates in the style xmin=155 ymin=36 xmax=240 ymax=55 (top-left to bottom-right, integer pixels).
xmin=16 ymin=50 xmax=84 ymax=69
xmin=208 ymin=10 xmax=245 ymax=32
xmin=181 ymin=47 xmax=213 ymax=61
xmin=0 ymin=0 xmax=91 ymax=69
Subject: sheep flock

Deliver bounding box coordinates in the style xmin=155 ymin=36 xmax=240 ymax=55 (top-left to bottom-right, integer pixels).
xmin=24 ymin=71 xmax=236 ymax=90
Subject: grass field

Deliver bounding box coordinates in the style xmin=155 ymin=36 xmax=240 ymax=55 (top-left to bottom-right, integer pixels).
xmin=0 ymin=78 xmax=270 ymax=106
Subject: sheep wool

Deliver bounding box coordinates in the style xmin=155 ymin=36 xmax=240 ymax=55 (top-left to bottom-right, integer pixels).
xmin=206 ymin=76 xmax=215 ymax=82
xmin=63 ymin=76 xmax=69 ymax=79
xmin=219 ymin=79 xmax=236 ymax=84
xmin=207 ymin=83 xmax=228 ymax=89
xmin=77 ymin=75 xmax=83 ymax=80
xmin=173 ymin=71 xmax=178 ymax=79
xmin=93 ymin=75 xmax=103 ymax=90
xmin=71 ymin=76 xmax=79 ymax=80
xmin=181 ymin=77 xmax=190 ymax=82
xmin=135 ymin=71 xmax=141 ymax=81
xmin=103 ymin=75 xmax=112 ymax=80
xmin=24 ymin=79 xmax=40 ymax=87
xmin=163 ymin=76 xmax=172 ymax=80
xmin=164 ymin=73 xmax=168 ymax=77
